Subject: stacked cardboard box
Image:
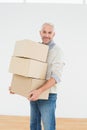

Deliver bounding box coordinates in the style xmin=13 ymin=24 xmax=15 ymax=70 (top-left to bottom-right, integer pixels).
xmin=9 ymin=40 xmax=49 ymax=99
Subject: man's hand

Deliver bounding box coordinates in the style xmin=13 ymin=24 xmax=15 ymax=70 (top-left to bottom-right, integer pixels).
xmin=9 ymin=87 xmax=15 ymax=94
xmin=28 ymin=78 xmax=56 ymax=101
xmin=28 ymin=89 xmax=41 ymax=101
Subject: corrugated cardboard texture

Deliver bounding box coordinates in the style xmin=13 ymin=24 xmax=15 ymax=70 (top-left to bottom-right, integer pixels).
xmin=9 ymin=57 xmax=47 ymax=79
xmin=13 ymin=40 xmax=49 ymax=62
xmin=11 ymin=74 xmax=50 ymax=100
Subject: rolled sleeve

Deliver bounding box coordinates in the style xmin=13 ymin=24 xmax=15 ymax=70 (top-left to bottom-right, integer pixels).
xmin=51 ymin=73 xmax=61 ymax=83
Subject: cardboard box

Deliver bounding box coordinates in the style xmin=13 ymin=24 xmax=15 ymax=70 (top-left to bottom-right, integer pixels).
xmin=13 ymin=40 xmax=49 ymax=62
xmin=11 ymin=74 xmax=49 ymax=100
xmin=9 ymin=56 xmax=47 ymax=79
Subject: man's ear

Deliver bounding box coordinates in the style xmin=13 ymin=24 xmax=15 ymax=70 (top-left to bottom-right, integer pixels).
xmin=39 ymin=31 xmax=41 ymax=36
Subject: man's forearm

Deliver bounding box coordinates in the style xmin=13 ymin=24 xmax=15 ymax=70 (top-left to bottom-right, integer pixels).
xmin=28 ymin=78 xmax=56 ymax=101
xmin=38 ymin=77 xmax=56 ymax=93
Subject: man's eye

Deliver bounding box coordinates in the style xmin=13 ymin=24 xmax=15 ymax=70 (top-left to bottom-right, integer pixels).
xmin=43 ymin=31 xmax=46 ymax=33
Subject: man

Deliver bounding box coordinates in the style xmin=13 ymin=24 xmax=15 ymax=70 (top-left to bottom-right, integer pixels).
xmin=28 ymin=23 xmax=65 ymax=130
xmin=9 ymin=22 xmax=64 ymax=130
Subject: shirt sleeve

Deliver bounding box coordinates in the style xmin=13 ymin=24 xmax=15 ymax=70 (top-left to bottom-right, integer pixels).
xmin=51 ymin=47 xmax=65 ymax=83
xmin=51 ymin=73 xmax=61 ymax=83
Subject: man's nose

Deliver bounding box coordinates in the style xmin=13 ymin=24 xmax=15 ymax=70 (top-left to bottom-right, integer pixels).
xmin=45 ymin=33 xmax=49 ymax=37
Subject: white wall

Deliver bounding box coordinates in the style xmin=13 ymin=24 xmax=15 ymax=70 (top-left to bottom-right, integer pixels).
xmin=0 ymin=3 xmax=87 ymax=118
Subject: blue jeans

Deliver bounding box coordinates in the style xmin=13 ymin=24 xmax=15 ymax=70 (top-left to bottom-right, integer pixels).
xmin=30 ymin=94 xmax=57 ymax=130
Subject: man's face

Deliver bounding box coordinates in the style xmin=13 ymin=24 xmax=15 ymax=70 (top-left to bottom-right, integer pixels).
xmin=40 ymin=25 xmax=55 ymax=44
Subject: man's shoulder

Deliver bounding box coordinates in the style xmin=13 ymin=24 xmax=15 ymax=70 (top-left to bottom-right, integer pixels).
xmin=52 ymin=44 xmax=62 ymax=52
xmin=51 ymin=45 xmax=64 ymax=59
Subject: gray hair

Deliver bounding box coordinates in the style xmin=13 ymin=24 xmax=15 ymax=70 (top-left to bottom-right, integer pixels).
xmin=41 ymin=22 xmax=55 ymax=31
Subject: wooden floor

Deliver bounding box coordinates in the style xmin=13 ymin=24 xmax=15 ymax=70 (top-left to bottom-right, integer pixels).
xmin=0 ymin=115 xmax=87 ymax=130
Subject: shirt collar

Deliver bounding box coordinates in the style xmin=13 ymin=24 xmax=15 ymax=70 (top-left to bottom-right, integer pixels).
xmin=42 ymin=40 xmax=56 ymax=50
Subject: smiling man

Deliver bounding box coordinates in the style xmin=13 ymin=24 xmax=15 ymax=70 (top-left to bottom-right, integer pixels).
xmin=40 ymin=23 xmax=55 ymax=44
xmin=28 ymin=23 xmax=65 ymax=130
